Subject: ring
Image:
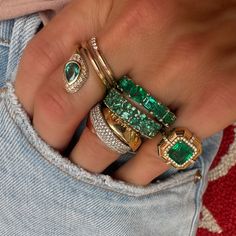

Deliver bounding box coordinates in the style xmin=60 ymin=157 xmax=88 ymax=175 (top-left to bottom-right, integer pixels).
xmin=88 ymin=37 xmax=117 ymax=88
xmin=64 ymin=49 xmax=88 ymax=93
xmin=81 ymin=47 xmax=111 ymax=89
xmin=117 ymin=76 xmax=176 ymax=127
xmin=103 ymin=88 xmax=162 ymax=138
xmin=157 ymin=127 xmax=202 ymax=169
xmin=102 ymin=107 xmax=142 ymax=152
xmin=88 ymin=104 xmax=131 ymax=154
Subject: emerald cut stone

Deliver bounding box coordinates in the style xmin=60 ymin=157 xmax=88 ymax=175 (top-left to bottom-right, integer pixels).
xmin=163 ymin=112 xmax=176 ymax=126
xmin=65 ymin=61 xmax=81 ymax=84
xmin=118 ymin=77 xmax=135 ymax=93
xmin=129 ymin=85 xmax=138 ymax=97
xmin=153 ymin=104 xmax=167 ymax=118
xmin=168 ymin=140 xmax=194 ymax=165
xmin=143 ymin=96 xmax=156 ymax=110
xmin=132 ymin=86 xmax=147 ymax=103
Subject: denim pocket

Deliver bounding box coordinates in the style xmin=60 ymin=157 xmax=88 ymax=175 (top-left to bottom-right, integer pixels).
xmin=1 ymin=82 xmax=202 ymax=197
xmin=0 ymin=83 xmax=213 ymax=236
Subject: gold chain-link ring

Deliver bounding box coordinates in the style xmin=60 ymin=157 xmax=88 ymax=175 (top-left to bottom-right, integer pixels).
xmin=102 ymin=107 xmax=142 ymax=152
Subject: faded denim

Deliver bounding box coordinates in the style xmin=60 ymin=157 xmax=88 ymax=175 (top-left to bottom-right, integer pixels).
xmin=0 ymin=14 xmax=222 ymax=236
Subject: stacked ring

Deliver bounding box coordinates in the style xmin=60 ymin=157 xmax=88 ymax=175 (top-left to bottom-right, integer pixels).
xmin=88 ymin=37 xmax=117 ymax=87
xmin=88 ymin=104 xmax=131 ymax=154
xmin=117 ymin=76 xmax=176 ymax=127
xmin=81 ymin=47 xmax=111 ymax=89
xmin=81 ymin=37 xmax=117 ymax=90
xmin=157 ymin=127 xmax=202 ymax=169
xmin=64 ymin=49 xmax=88 ymax=93
xmin=102 ymin=107 xmax=142 ymax=152
xmin=103 ymin=88 xmax=162 ymax=138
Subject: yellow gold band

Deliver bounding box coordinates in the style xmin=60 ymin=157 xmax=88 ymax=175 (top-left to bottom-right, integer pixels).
xmin=81 ymin=47 xmax=111 ymax=89
xmin=88 ymin=37 xmax=117 ymax=87
xmin=103 ymin=107 xmax=142 ymax=152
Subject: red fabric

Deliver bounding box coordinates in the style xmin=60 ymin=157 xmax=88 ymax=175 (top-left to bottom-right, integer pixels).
xmin=197 ymin=125 xmax=236 ymax=236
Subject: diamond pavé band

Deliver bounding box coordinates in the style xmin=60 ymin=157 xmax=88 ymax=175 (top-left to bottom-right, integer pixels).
xmin=89 ymin=104 xmax=130 ymax=154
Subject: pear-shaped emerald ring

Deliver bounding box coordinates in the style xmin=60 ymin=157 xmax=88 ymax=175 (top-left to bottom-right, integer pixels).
xmin=64 ymin=50 xmax=88 ymax=93
xmin=157 ymin=127 xmax=202 ymax=169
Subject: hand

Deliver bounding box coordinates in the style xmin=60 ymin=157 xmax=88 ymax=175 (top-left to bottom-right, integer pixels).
xmin=15 ymin=0 xmax=236 ymax=185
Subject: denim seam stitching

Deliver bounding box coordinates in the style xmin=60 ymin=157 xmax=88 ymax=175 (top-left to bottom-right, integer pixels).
xmin=189 ymin=155 xmax=205 ymax=236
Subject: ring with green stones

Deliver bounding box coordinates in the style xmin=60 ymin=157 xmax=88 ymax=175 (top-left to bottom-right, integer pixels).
xmin=117 ymin=76 xmax=176 ymax=127
xmin=103 ymin=88 xmax=162 ymax=139
xmin=157 ymin=127 xmax=202 ymax=169
xmin=64 ymin=49 xmax=88 ymax=93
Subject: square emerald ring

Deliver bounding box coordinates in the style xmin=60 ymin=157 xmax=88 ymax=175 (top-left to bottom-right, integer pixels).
xmin=157 ymin=127 xmax=202 ymax=169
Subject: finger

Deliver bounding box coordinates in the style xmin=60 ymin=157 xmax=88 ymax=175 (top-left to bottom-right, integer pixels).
xmin=111 ymin=136 xmax=170 ymax=186
xmin=70 ymin=127 xmax=119 ymax=173
xmin=69 ymin=104 xmax=133 ymax=173
xmin=112 ymin=78 xmax=236 ymax=186
xmin=15 ymin=0 xmax=113 ymax=115
xmin=33 ymin=59 xmax=105 ymax=150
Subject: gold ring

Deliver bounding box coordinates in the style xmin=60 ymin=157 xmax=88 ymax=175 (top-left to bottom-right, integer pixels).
xmin=64 ymin=49 xmax=88 ymax=93
xmin=81 ymin=47 xmax=111 ymax=89
xmin=88 ymin=37 xmax=117 ymax=87
xmin=103 ymin=107 xmax=142 ymax=152
xmin=157 ymin=127 xmax=202 ymax=169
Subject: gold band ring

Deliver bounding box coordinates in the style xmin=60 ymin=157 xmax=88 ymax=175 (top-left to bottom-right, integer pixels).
xmin=81 ymin=47 xmax=111 ymax=89
xmin=88 ymin=37 xmax=117 ymax=87
xmin=103 ymin=107 xmax=142 ymax=152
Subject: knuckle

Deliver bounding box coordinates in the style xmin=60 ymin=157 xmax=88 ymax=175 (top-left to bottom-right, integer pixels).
xmin=35 ymin=88 xmax=73 ymax=122
xmin=120 ymin=0 xmax=173 ymax=37
xmin=23 ymin=35 xmax=67 ymax=73
xmin=171 ymin=33 xmax=207 ymax=63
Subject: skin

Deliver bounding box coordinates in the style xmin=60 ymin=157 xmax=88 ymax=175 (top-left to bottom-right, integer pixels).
xmin=15 ymin=0 xmax=236 ymax=186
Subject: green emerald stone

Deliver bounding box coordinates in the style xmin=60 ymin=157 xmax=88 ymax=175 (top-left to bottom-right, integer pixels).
xmin=153 ymin=103 xmax=167 ymax=119
xmin=143 ymin=96 xmax=156 ymax=110
xmin=65 ymin=61 xmax=81 ymax=84
xmin=163 ymin=112 xmax=176 ymax=126
xmin=130 ymin=116 xmax=140 ymax=126
xmin=129 ymin=85 xmax=138 ymax=97
xmin=132 ymin=86 xmax=147 ymax=103
xmin=118 ymin=77 xmax=135 ymax=93
xmin=168 ymin=140 xmax=194 ymax=165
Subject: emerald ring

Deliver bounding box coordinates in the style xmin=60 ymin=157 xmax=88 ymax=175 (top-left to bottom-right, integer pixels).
xmin=103 ymin=88 xmax=162 ymax=138
xmin=64 ymin=49 xmax=88 ymax=93
xmin=117 ymin=76 xmax=176 ymax=127
xmin=157 ymin=127 xmax=202 ymax=169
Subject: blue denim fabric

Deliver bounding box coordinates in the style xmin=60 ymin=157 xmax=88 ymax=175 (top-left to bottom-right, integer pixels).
xmin=0 ymin=15 xmax=222 ymax=236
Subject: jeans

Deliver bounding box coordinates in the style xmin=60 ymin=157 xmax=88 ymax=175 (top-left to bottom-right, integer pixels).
xmin=0 ymin=14 xmax=222 ymax=236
